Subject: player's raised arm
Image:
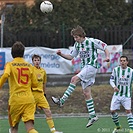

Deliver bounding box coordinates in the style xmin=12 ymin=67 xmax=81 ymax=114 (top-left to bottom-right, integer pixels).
xmin=56 ymin=50 xmax=73 ymax=60
xmin=103 ymin=48 xmax=110 ymax=62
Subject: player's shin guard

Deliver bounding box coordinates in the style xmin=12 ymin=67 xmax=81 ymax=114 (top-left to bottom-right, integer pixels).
xmin=111 ymin=112 xmax=120 ymax=127
xmin=28 ymin=129 xmax=38 ymax=133
xmin=86 ymin=98 xmax=96 ymax=117
xmin=127 ymin=113 xmax=133 ymax=130
xmin=60 ymin=83 xmax=76 ymax=104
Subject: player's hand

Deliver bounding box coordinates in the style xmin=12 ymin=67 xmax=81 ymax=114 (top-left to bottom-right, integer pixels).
xmin=56 ymin=50 xmax=62 ymax=55
xmin=114 ymin=87 xmax=119 ymax=92
xmin=103 ymin=58 xmax=110 ymax=62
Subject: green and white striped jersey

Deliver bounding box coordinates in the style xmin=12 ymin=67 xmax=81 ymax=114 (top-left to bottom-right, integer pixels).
xmin=70 ymin=37 xmax=107 ymax=68
xmin=110 ymin=66 xmax=133 ymax=97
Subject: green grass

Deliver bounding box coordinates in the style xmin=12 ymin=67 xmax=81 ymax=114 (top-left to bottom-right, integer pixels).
xmin=0 ymin=116 xmax=130 ymax=133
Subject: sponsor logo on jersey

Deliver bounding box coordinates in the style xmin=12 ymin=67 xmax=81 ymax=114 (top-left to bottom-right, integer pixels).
xmin=79 ymin=51 xmax=90 ymax=58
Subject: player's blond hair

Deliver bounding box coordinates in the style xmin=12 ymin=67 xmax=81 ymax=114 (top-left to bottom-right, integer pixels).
xmin=71 ymin=25 xmax=86 ymax=37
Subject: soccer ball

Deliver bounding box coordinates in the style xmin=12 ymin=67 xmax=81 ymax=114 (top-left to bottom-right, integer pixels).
xmin=40 ymin=1 xmax=53 ymax=13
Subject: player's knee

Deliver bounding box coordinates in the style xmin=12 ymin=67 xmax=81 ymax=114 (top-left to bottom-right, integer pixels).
xmin=110 ymin=110 xmax=116 ymax=115
xmin=71 ymin=76 xmax=79 ymax=84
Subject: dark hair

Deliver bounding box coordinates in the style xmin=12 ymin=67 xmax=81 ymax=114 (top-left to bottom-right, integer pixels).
xmin=11 ymin=41 xmax=25 ymax=58
xmin=71 ymin=25 xmax=86 ymax=37
xmin=120 ymin=55 xmax=128 ymax=61
xmin=32 ymin=54 xmax=41 ymax=61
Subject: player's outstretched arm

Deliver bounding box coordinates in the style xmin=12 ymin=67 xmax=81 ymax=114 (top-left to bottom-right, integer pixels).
xmin=56 ymin=50 xmax=73 ymax=60
xmin=103 ymin=48 xmax=110 ymax=62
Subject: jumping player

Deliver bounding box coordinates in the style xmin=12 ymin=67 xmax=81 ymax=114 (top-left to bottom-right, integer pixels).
xmin=52 ymin=25 xmax=110 ymax=128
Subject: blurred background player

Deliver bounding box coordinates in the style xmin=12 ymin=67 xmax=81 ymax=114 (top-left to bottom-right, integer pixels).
xmin=0 ymin=41 xmax=38 ymax=133
xmin=52 ymin=25 xmax=110 ymax=128
xmin=110 ymin=56 xmax=133 ymax=133
xmin=32 ymin=54 xmax=63 ymax=133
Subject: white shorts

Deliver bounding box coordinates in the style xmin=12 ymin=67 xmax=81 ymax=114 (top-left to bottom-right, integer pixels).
xmin=77 ymin=65 xmax=97 ymax=89
xmin=110 ymin=95 xmax=131 ymax=110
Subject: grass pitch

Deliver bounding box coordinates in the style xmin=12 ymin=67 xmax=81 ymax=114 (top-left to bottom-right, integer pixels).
xmin=0 ymin=116 xmax=129 ymax=133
